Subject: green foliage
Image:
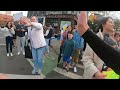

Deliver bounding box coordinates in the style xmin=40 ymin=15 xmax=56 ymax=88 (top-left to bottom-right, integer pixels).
xmin=88 ymin=20 xmax=100 ymax=33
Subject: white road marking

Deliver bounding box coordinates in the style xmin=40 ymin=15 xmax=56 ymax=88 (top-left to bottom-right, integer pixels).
xmin=76 ymin=64 xmax=84 ymax=69
xmin=0 ymin=44 xmax=6 ymax=46
xmin=53 ymin=67 xmax=83 ymax=79
xmin=0 ymin=73 xmax=42 ymax=79
xmin=26 ymin=58 xmax=46 ymax=79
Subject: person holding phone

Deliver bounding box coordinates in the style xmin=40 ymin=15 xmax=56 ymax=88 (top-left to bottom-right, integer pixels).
xmin=16 ymin=18 xmax=28 ymax=55
xmin=77 ymin=11 xmax=120 ymax=76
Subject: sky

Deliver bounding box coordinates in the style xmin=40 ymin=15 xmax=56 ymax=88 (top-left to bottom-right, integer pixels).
xmin=1 ymin=11 xmax=120 ymax=19
xmin=11 ymin=11 xmax=28 ymax=16
xmin=0 ymin=11 xmax=28 ymax=16
xmin=108 ymin=11 xmax=120 ymax=19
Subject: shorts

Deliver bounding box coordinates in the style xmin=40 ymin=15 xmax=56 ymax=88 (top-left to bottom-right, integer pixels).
xmin=63 ymin=56 xmax=71 ymax=64
xmin=72 ymin=48 xmax=80 ymax=62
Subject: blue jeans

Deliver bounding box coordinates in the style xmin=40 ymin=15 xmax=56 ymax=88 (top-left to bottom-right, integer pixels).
xmin=32 ymin=47 xmax=45 ymax=71
xmin=5 ymin=36 xmax=13 ymax=53
xmin=45 ymin=39 xmax=49 ymax=53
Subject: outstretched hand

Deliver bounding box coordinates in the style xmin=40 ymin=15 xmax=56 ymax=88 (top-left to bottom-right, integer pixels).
xmin=22 ymin=17 xmax=32 ymax=27
xmin=77 ymin=11 xmax=89 ymax=36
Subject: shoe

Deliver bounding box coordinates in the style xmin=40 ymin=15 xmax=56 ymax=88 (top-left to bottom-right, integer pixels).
xmin=7 ymin=53 xmax=9 ymax=56
xmin=69 ymin=65 xmax=73 ymax=68
xmin=63 ymin=67 xmax=65 ymax=70
xmin=22 ymin=52 xmax=25 ymax=55
xmin=66 ymin=69 xmax=69 ymax=72
xmin=32 ymin=69 xmax=38 ymax=75
xmin=37 ymin=70 xmax=41 ymax=75
xmin=17 ymin=52 xmax=20 ymax=55
xmin=10 ymin=53 xmax=13 ymax=56
xmin=74 ymin=67 xmax=77 ymax=73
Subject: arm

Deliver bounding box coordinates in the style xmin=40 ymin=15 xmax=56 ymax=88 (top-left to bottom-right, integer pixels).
xmin=31 ymin=22 xmax=42 ymax=30
xmin=0 ymin=27 xmax=6 ymax=32
xmin=77 ymin=11 xmax=120 ymax=75
xmin=10 ymin=28 xmax=15 ymax=35
xmin=82 ymin=29 xmax=120 ymax=75
xmin=44 ymin=30 xmax=49 ymax=36
xmin=15 ymin=25 xmax=20 ymax=32
xmin=82 ymin=44 xmax=99 ymax=79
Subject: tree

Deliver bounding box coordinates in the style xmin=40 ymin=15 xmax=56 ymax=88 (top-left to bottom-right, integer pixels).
xmin=114 ymin=19 xmax=120 ymax=31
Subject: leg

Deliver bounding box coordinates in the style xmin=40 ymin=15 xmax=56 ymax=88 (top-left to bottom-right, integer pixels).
xmin=66 ymin=57 xmax=71 ymax=72
xmin=48 ymin=39 xmax=51 ymax=46
xmin=32 ymin=48 xmax=39 ymax=74
xmin=16 ymin=36 xmax=21 ymax=53
xmin=73 ymin=49 xmax=80 ymax=72
xmin=57 ymin=44 xmax=63 ymax=64
xmin=45 ymin=39 xmax=49 ymax=54
xmin=63 ymin=56 xmax=67 ymax=69
xmin=10 ymin=37 xmax=13 ymax=53
xmin=37 ymin=47 xmax=45 ymax=71
xmin=21 ymin=36 xmax=25 ymax=53
xmin=63 ymin=61 xmax=66 ymax=70
xmin=5 ymin=37 xmax=9 ymax=54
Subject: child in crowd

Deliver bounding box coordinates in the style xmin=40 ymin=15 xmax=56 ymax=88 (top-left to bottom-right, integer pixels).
xmin=62 ymin=31 xmax=75 ymax=72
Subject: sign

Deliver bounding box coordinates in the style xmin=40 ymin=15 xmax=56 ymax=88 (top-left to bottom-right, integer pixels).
xmin=46 ymin=15 xmax=73 ymax=18
xmin=60 ymin=21 xmax=71 ymax=31
xmin=13 ymin=12 xmax=23 ymax=21
xmin=38 ymin=17 xmax=45 ymax=26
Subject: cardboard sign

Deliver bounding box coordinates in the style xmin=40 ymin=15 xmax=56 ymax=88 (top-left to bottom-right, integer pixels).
xmin=13 ymin=12 xmax=23 ymax=21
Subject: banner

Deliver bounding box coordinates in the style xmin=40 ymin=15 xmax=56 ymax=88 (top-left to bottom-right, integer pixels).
xmin=13 ymin=12 xmax=23 ymax=21
xmin=60 ymin=21 xmax=71 ymax=31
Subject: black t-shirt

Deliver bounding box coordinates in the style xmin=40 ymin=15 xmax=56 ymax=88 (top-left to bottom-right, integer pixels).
xmin=16 ymin=24 xmax=28 ymax=37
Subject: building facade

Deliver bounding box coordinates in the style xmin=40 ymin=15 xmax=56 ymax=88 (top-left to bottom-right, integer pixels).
xmin=27 ymin=11 xmax=79 ymax=33
xmin=27 ymin=11 xmax=80 ymax=17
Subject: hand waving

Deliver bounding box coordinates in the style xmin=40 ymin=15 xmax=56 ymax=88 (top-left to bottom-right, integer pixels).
xmin=77 ymin=11 xmax=89 ymax=36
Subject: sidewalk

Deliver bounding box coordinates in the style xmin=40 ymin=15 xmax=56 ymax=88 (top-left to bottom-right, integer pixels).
xmin=0 ymin=45 xmax=33 ymax=75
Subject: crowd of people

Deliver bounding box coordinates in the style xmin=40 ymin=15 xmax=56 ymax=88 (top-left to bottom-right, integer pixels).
xmin=1 ymin=11 xmax=120 ymax=79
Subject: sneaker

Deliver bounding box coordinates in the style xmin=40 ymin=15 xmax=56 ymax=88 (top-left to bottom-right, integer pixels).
xmin=62 ymin=67 xmax=66 ymax=72
xmin=32 ymin=69 xmax=38 ymax=75
xmin=74 ymin=67 xmax=77 ymax=73
xmin=22 ymin=52 xmax=25 ymax=55
xmin=10 ymin=53 xmax=13 ymax=56
xmin=66 ymin=69 xmax=69 ymax=72
xmin=37 ymin=70 xmax=41 ymax=75
xmin=7 ymin=53 xmax=9 ymax=56
xmin=17 ymin=52 xmax=21 ymax=55
xmin=69 ymin=65 xmax=73 ymax=68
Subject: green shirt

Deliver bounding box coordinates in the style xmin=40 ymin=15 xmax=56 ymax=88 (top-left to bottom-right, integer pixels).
xmin=63 ymin=39 xmax=75 ymax=57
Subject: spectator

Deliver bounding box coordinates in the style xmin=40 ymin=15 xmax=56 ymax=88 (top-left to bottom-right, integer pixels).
xmin=22 ymin=16 xmax=46 ymax=75
xmin=0 ymin=22 xmax=15 ymax=56
xmin=62 ymin=31 xmax=75 ymax=72
xmin=16 ymin=18 xmax=28 ymax=55
xmin=77 ymin=11 xmax=120 ymax=75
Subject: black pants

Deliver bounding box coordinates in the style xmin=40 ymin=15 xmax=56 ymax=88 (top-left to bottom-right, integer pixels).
xmin=57 ymin=44 xmax=63 ymax=64
xmin=5 ymin=36 xmax=13 ymax=53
